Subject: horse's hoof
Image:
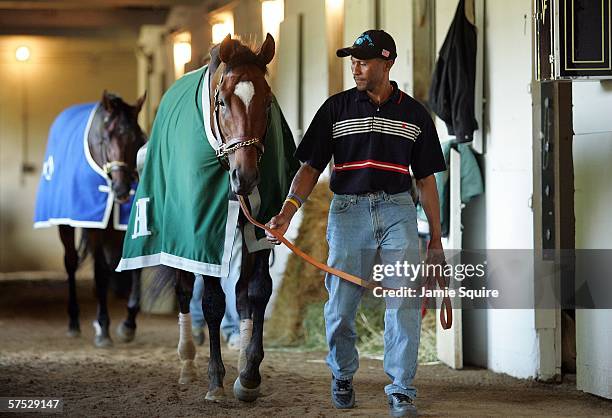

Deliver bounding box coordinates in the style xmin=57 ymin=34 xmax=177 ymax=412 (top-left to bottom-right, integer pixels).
xmin=178 ymin=360 xmax=197 ymax=384
xmin=116 ymin=322 xmax=136 ymax=343
xmin=205 ymin=387 xmax=226 ymax=401
xmin=233 ymin=377 xmax=260 ymax=402
xmin=66 ymin=328 xmax=81 ymax=338
xmin=92 ymin=321 xmax=112 ymax=348
xmin=94 ymin=335 xmax=113 ymax=348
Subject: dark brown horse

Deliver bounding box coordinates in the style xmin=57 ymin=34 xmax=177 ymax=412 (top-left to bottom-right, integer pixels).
xmin=45 ymin=92 xmax=147 ymax=347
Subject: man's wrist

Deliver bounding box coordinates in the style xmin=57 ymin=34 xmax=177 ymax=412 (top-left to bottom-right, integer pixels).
xmin=429 ymin=232 xmax=442 ymax=242
xmin=280 ymin=202 xmax=297 ymax=219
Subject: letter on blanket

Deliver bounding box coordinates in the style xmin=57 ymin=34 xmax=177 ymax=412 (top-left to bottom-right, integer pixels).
xmin=131 ymin=197 xmax=151 ymax=239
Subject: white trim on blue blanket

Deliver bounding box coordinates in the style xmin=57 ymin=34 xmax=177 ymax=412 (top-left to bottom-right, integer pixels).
xmin=116 ymin=252 xmax=222 ymax=277
xmin=82 ymin=105 xmax=116 ymax=230
xmin=112 ymin=203 xmax=128 ymax=231
xmin=202 ymin=67 xmax=219 ymax=152
xmin=34 ymin=218 xmax=114 ymax=229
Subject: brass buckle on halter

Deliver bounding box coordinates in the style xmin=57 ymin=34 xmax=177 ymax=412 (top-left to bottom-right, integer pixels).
xmin=103 ymin=161 xmax=129 ymax=175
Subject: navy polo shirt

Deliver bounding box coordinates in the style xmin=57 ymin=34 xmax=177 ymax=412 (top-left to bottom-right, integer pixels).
xmin=295 ymin=81 xmax=447 ymax=195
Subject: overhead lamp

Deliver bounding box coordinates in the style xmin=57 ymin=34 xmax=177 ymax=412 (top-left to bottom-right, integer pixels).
xmin=261 ymin=0 xmax=284 ymax=40
xmin=15 ymin=46 xmax=30 ymax=62
xmin=212 ymin=13 xmax=235 ymax=44
xmin=173 ymin=32 xmax=192 ymax=79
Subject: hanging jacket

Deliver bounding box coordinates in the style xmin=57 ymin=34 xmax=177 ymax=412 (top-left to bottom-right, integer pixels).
xmin=428 ymin=0 xmax=478 ymax=143
xmin=416 ymin=141 xmax=484 ymax=237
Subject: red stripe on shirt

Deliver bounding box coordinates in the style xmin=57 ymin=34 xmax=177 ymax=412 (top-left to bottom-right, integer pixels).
xmin=333 ymin=159 xmax=410 ymax=175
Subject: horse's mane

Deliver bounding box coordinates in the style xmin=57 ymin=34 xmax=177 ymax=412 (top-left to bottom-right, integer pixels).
xmin=209 ymin=36 xmax=269 ymax=74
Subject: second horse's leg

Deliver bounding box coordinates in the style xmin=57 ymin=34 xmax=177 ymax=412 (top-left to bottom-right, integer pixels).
xmin=59 ymin=225 xmax=80 ymax=337
xmin=116 ymin=269 xmax=141 ymax=343
xmin=234 ymin=250 xmax=272 ymax=402
xmin=176 ymin=270 xmax=197 ymax=384
xmin=93 ymin=248 xmax=112 ymax=348
xmin=202 ymin=275 xmax=226 ymax=400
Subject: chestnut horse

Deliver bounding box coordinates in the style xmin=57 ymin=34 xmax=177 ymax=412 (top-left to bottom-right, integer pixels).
xmin=117 ymin=34 xmax=299 ymax=402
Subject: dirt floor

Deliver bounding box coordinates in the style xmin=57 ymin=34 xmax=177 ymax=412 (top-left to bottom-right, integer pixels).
xmin=1 ymin=279 xmax=611 ymax=417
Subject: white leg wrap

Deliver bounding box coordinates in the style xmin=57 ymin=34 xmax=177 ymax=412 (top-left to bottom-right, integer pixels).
xmin=238 ymin=318 xmax=253 ymax=373
xmin=177 ymin=313 xmax=196 ymax=361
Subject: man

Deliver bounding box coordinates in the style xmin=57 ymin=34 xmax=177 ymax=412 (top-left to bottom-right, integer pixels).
xmin=266 ymin=30 xmax=446 ymax=417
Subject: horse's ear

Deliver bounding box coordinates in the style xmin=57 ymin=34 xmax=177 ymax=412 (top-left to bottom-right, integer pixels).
xmin=209 ymin=44 xmax=221 ymax=69
xmin=257 ymin=33 xmax=275 ymax=66
xmin=219 ymin=34 xmax=238 ymax=64
xmin=102 ymin=90 xmax=113 ymax=112
xmin=134 ymin=92 xmax=146 ymax=114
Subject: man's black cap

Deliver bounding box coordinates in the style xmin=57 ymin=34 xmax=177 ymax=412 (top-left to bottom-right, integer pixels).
xmin=336 ymin=29 xmax=397 ymax=60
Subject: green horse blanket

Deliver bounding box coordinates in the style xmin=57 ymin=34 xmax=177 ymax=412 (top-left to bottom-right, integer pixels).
xmin=116 ymin=65 xmax=299 ymax=277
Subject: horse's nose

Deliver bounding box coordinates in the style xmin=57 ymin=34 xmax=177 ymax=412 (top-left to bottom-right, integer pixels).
xmin=113 ymin=182 xmax=131 ymax=203
xmin=230 ymin=167 xmax=259 ymax=196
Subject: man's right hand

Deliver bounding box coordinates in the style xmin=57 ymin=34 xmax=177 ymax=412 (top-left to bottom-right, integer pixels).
xmin=265 ymin=212 xmax=292 ymax=245
xmin=265 ymin=163 xmax=322 ymax=245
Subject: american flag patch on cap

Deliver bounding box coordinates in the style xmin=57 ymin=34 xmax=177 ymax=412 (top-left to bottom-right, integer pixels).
xmin=382 ymin=49 xmax=390 ymax=57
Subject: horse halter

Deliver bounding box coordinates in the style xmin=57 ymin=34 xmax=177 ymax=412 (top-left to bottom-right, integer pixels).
xmin=212 ymin=72 xmax=265 ymax=171
xmin=101 ymin=113 xmax=136 ymax=178
xmin=103 ymin=161 xmax=129 ymax=175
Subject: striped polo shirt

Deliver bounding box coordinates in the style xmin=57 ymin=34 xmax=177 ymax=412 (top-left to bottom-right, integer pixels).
xmin=295 ymin=81 xmax=447 ymax=195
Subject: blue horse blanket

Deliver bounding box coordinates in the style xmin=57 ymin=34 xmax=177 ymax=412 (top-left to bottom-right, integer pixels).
xmin=34 ymin=103 xmax=133 ymax=230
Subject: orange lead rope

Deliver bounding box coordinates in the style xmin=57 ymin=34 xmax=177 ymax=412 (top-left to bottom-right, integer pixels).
xmin=420 ymin=271 xmax=453 ymax=330
xmin=237 ymin=196 xmax=452 ymax=329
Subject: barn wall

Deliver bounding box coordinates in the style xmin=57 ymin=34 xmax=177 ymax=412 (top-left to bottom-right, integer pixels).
xmin=573 ymin=80 xmax=612 ymax=400
xmin=0 ymin=35 xmax=138 ymax=272
xmin=478 ymin=0 xmax=539 ymax=378
xmin=433 ymin=0 xmax=539 ymax=377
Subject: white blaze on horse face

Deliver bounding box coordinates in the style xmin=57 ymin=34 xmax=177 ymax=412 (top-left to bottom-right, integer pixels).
xmin=131 ymin=197 xmax=152 ymax=239
xmin=234 ymin=81 xmax=255 ymax=110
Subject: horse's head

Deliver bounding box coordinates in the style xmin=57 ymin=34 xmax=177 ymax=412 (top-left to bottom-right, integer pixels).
xmin=100 ymin=91 xmax=147 ymax=203
xmin=211 ymin=33 xmax=275 ymax=196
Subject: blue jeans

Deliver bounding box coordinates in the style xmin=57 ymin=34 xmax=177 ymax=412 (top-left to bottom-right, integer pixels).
xmin=190 ymin=227 xmax=242 ymax=340
xmin=324 ymin=191 xmax=422 ymax=400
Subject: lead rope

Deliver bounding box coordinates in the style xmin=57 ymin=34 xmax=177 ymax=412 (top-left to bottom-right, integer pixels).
xmin=236 ymin=196 xmax=453 ymax=329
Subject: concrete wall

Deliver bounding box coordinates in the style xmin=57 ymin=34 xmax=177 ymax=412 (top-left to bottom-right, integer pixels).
xmin=573 ymin=80 xmax=612 ymax=399
xmin=0 ymin=35 xmax=138 ymax=272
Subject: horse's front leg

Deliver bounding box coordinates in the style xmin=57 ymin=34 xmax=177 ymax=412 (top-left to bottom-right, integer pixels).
xmin=116 ymin=269 xmax=140 ymax=343
xmin=175 ymin=269 xmax=197 ymax=384
xmin=93 ymin=247 xmax=112 ymax=348
xmin=58 ymin=225 xmax=80 ymax=337
xmin=202 ymin=275 xmax=227 ymax=400
xmin=234 ymin=250 xmax=272 ymax=402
